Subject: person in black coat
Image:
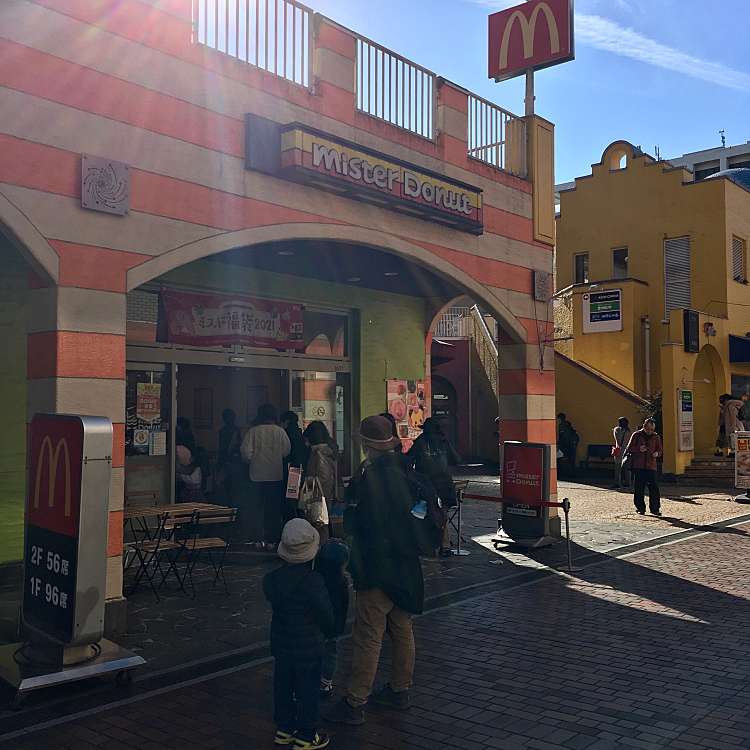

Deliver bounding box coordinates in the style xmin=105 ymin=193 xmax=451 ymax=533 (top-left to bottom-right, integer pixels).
xmin=316 ymin=540 xmax=350 ymax=697
xmin=327 ymin=416 xmax=423 ymax=727
xmin=263 ymin=519 xmax=335 ymax=749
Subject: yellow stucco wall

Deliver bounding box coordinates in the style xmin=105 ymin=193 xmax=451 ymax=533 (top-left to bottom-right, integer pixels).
xmin=555 ymin=353 xmax=646 ymax=468
xmin=556 ymin=142 xmax=750 ymax=474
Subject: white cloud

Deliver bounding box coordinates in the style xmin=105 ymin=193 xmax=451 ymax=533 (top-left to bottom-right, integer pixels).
xmin=474 ymin=0 xmax=750 ymax=93
xmin=578 ymin=14 xmax=750 ymax=93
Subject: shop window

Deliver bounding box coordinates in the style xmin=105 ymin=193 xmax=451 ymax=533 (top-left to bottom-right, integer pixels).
xmin=574 ymin=253 xmax=589 ymax=284
xmin=612 ymin=247 xmax=628 ymax=279
xmin=732 ymin=236 xmax=747 ymax=283
xmin=664 ymin=236 xmax=691 ymax=318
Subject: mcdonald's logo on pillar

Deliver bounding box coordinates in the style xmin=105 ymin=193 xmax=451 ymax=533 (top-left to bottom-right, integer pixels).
xmin=488 ymin=0 xmax=575 ymax=82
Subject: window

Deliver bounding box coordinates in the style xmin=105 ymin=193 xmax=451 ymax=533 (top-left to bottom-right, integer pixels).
xmin=612 ymin=247 xmax=628 ymax=279
xmin=664 ymin=236 xmax=691 ymax=318
xmin=574 ymin=253 xmax=589 ymax=284
xmin=732 ymin=236 xmax=747 ymax=282
xmin=694 ymin=166 xmax=719 ymax=181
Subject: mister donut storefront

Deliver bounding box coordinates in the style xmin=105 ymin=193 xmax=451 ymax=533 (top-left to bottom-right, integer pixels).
xmin=0 ymin=0 xmax=560 ymax=638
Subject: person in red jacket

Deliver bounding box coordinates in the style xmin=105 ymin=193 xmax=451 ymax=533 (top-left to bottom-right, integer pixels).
xmin=625 ymin=418 xmax=663 ymax=516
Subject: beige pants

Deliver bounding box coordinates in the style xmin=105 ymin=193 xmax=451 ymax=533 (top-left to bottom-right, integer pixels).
xmin=347 ymin=588 xmax=415 ymax=707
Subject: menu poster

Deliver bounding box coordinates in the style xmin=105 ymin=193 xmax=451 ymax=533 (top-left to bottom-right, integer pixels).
xmin=735 ymin=432 xmax=750 ymax=489
xmin=136 ymin=383 xmax=162 ymax=424
xmin=386 ymin=379 xmax=427 ymax=451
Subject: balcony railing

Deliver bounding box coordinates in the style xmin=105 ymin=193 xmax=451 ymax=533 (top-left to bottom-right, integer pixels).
xmin=355 ymin=35 xmax=436 ymax=141
xmin=467 ymin=93 xmax=527 ymax=178
xmin=193 ymin=0 xmax=312 ymax=87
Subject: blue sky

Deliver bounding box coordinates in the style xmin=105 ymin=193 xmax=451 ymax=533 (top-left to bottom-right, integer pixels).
xmin=307 ymin=0 xmax=750 ymax=183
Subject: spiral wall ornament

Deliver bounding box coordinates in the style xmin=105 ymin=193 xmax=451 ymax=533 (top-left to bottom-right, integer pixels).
xmin=81 ymin=155 xmax=130 ymax=215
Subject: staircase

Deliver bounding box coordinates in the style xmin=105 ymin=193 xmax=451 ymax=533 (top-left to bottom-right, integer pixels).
xmin=682 ymin=455 xmax=735 ymax=486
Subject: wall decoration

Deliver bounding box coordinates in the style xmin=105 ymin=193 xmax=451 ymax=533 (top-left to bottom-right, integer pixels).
xmin=81 ymin=155 xmax=130 ymax=215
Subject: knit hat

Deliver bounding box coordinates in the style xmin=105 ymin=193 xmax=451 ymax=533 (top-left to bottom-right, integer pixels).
xmin=360 ymin=415 xmax=401 ymax=451
xmin=277 ymin=518 xmax=320 ymax=564
xmin=317 ymin=539 xmax=350 ymax=568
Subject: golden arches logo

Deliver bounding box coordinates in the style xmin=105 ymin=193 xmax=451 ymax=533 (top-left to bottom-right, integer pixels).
xmin=33 ymin=436 xmax=72 ymax=518
xmin=498 ymin=2 xmax=560 ymax=72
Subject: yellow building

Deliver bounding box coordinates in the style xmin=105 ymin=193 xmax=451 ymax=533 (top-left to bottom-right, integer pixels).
xmin=555 ymin=141 xmax=750 ymax=475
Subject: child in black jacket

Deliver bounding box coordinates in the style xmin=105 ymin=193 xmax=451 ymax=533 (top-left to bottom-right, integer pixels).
xmin=263 ymin=519 xmax=335 ymax=750
xmin=316 ymin=540 xmax=350 ymax=697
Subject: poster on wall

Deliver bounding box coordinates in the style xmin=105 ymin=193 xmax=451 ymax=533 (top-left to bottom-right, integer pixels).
xmin=582 ymin=289 xmax=622 ymax=333
xmin=735 ymin=432 xmax=750 ymax=489
xmin=677 ymin=388 xmax=694 ymax=452
xmin=136 ymin=383 xmax=162 ymax=424
xmin=161 ymin=290 xmax=304 ymax=350
xmin=386 ymin=379 xmax=427 ymax=451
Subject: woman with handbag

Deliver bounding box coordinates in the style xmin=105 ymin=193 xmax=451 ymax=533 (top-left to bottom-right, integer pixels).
xmin=302 ymin=421 xmax=338 ymax=544
xmin=612 ymin=417 xmax=632 ymax=489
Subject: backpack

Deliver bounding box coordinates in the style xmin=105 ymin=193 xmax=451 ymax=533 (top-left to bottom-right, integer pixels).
xmin=405 ymin=469 xmax=443 ymax=556
xmin=738 ymin=403 xmax=747 ymax=422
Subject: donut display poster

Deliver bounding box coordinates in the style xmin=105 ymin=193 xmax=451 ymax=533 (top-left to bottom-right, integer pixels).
xmin=386 ymin=379 xmax=427 ymax=451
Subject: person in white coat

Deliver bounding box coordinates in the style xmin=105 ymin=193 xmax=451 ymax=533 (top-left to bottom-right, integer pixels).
xmin=241 ymin=403 xmax=291 ymax=551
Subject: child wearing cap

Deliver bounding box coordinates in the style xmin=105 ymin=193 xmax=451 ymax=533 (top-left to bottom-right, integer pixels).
xmin=263 ymin=518 xmax=336 ymax=750
xmin=316 ymin=540 xmax=350 ymax=697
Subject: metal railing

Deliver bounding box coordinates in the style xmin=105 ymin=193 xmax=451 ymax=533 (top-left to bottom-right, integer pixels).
xmin=467 ymin=93 xmax=527 ymax=178
xmin=193 ymin=0 xmax=312 ymax=87
xmin=355 ymin=36 xmax=436 ymax=141
xmin=433 ymin=306 xmax=471 ymax=338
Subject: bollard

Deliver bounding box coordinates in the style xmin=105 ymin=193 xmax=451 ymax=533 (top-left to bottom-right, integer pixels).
xmin=560 ymin=497 xmax=581 ymax=573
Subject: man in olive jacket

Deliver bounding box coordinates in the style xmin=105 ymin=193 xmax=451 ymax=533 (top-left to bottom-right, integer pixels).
xmin=327 ymin=415 xmax=424 ymax=726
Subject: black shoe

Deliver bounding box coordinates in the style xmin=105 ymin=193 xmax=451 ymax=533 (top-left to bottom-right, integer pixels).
xmin=636 ymin=509 xmax=645 ymax=515
xmin=294 ymin=733 xmax=330 ymax=749
xmin=370 ymin=684 xmax=411 ymax=711
xmin=324 ymin=697 xmax=365 ymax=725
xmin=651 ymin=510 xmax=662 ymax=517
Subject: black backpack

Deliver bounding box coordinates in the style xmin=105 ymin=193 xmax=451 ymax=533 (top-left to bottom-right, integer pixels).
xmin=405 ymin=469 xmax=443 ymax=556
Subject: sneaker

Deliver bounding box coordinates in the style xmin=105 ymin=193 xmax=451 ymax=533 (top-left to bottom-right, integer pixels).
xmin=274 ymin=729 xmax=296 ymax=746
xmin=324 ymin=697 xmax=365 ymax=725
xmin=320 ymin=679 xmax=334 ymax=698
xmin=294 ymin=733 xmax=330 ymax=749
xmin=370 ymin=684 xmax=410 ymax=711
xmin=636 ymin=509 xmax=645 ymax=515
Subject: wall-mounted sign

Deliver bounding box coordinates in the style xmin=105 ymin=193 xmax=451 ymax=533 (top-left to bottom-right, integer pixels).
xmin=488 ymin=0 xmax=574 ymax=82
xmin=23 ymin=414 xmax=112 ymax=646
xmin=678 ymin=388 xmax=694 ymax=452
xmin=583 ymin=289 xmax=622 ymax=333
xmin=160 ymin=290 xmax=304 ymax=350
xmin=277 ymin=125 xmax=483 ymax=234
xmin=683 ymin=309 xmax=700 ymax=352
xmin=136 ymin=383 xmax=161 ymax=423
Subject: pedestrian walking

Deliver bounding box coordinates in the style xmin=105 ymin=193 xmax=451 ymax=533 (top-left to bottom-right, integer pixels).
xmin=241 ymin=404 xmax=291 ymax=551
xmin=717 ymin=394 xmax=745 ymax=456
xmin=263 ymin=519 xmax=335 ymax=749
xmin=625 ymin=417 xmax=663 ymax=516
xmin=316 ymin=539 xmax=350 ymax=698
xmin=612 ymin=416 xmax=632 ymax=489
xmin=326 ymin=415 xmax=423 ymax=726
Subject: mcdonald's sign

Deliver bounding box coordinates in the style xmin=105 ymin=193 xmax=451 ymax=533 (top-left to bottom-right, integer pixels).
xmin=488 ymin=0 xmax=574 ymax=82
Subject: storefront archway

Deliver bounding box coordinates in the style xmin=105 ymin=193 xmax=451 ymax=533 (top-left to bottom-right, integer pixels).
xmin=0 ymin=194 xmax=59 ymax=284
xmin=126 ymin=223 xmax=528 ymax=345
xmin=693 ymin=345 xmax=725 ymax=456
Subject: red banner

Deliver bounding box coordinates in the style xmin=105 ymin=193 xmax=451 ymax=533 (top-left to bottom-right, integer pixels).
xmin=27 ymin=415 xmax=84 ymax=538
xmin=488 ymin=0 xmax=574 ymax=82
xmin=161 ymin=290 xmax=304 ymax=350
xmin=502 ymin=443 xmax=546 ymax=503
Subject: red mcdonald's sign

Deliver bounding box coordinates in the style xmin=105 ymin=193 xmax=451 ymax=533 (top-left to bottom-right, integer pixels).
xmin=488 ymin=0 xmax=574 ymax=82
xmin=27 ymin=415 xmax=84 ymax=538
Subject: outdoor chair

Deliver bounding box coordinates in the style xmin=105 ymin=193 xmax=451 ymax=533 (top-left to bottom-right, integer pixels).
xmin=125 ymin=508 xmax=197 ymax=601
xmin=181 ymin=507 xmax=238 ymax=597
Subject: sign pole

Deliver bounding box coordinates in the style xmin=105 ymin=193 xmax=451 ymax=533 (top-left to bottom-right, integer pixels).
xmin=524 ymin=69 xmax=535 ymax=116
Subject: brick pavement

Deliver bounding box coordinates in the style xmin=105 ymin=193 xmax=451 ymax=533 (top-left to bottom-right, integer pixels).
xmin=3 ymin=522 xmax=750 ymax=749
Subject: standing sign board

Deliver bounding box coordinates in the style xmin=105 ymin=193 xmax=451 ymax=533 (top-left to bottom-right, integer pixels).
xmin=677 ymin=389 xmax=694 ymax=452
xmin=583 ymin=289 xmax=622 ymax=333
xmin=488 ymin=0 xmax=575 ymax=82
xmin=735 ymin=432 xmax=750 ymax=490
xmin=501 ymin=441 xmax=550 ymax=540
xmin=23 ymin=415 xmax=112 ymax=646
